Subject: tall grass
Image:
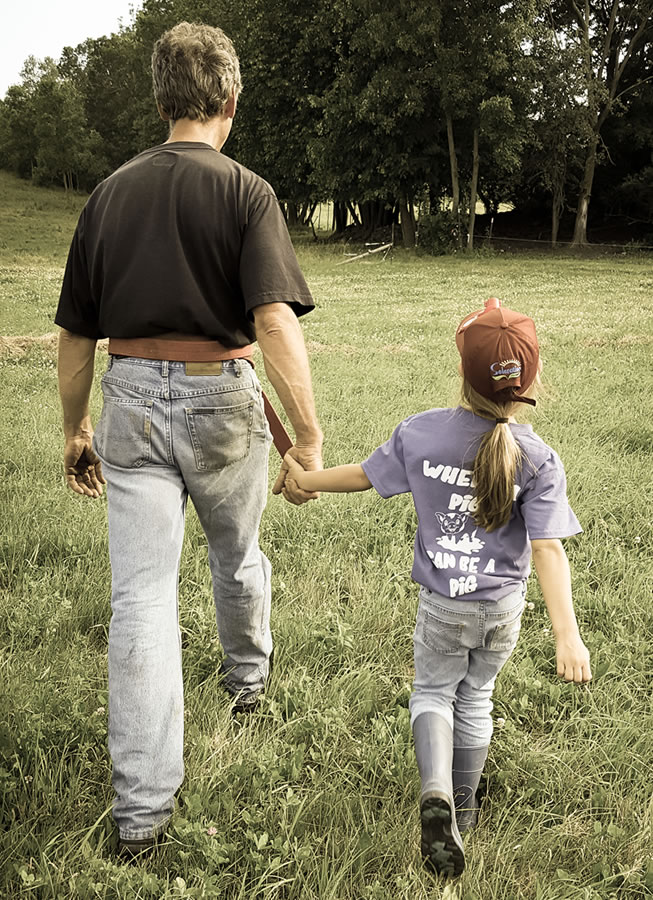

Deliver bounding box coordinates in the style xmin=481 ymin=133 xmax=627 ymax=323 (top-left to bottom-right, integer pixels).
xmin=1 ymin=172 xmax=652 ymax=898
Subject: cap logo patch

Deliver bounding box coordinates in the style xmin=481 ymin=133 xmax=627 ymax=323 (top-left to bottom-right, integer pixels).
xmin=490 ymin=359 xmax=521 ymax=381
xmin=459 ymin=314 xmax=479 ymax=331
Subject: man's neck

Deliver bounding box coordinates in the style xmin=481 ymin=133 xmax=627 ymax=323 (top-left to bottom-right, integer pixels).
xmin=165 ymin=116 xmax=232 ymax=152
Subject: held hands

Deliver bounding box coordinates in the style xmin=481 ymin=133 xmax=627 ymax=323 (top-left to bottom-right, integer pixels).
xmin=272 ymin=444 xmax=321 ymax=505
xmin=64 ymin=432 xmax=106 ymax=498
xmin=555 ymin=632 xmax=592 ymax=683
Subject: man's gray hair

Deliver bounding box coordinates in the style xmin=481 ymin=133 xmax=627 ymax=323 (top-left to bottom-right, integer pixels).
xmin=152 ymin=22 xmax=242 ymax=122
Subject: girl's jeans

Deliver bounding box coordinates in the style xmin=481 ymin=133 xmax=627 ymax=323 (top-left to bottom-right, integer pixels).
xmin=409 ymin=585 xmax=526 ymax=748
xmin=93 ymin=356 xmax=273 ymax=840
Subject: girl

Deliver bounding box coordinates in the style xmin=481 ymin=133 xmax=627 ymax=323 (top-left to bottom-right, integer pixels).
xmin=282 ymin=299 xmax=592 ymax=878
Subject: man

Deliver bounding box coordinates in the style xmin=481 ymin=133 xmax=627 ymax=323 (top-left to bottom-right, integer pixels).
xmin=55 ymin=22 xmax=322 ymax=856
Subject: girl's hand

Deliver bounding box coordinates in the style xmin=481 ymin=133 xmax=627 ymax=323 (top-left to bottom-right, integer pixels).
xmin=555 ymin=634 xmax=592 ymax=683
xmin=282 ymin=452 xmax=307 ymax=489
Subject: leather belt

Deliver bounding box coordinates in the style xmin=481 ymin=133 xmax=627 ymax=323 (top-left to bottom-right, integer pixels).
xmin=107 ymin=337 xmax=292 ymax=457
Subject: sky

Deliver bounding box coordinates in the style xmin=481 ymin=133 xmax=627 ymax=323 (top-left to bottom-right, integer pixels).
xmin=1 ymin=0 xmax=144 ymax=97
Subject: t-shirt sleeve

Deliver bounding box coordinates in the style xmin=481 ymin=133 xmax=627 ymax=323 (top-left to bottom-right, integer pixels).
xmin=239 ymin=191 xmax=315 ymax=318
xmin=519 ymin=449 xmax=582 ymax=539
xmin=361 ymin=420 xmax=411 ymax=498
xmin=54 ymin=210 xmax=102 ymax=339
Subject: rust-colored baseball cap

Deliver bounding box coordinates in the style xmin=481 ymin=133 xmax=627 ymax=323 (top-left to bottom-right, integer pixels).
xmin=456 ymin=298 xmax=539 ymax=405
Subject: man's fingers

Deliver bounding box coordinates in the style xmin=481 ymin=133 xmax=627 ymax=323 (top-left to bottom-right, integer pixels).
xmin=282 ymin=476 xmax=319 ymax=505
xmin=65 ymin=474 xmax=86 ymax=495
xmin=65 ymin=465 xmax=102 ymax=498
xmin=88 ymin=464 xmax=105 ymax=494
xmin=281 ymin=484 xmax=303 ymax=505
xmin=272 ymin=465 xmax=288 ymax=495
xmin=94 ymin=460 xmax=106 ymax=485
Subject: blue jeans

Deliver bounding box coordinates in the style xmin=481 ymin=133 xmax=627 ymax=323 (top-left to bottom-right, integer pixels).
xmin=93 ymin=356 xmax=273 ymax=840
xmin=409 ymin=585 xmax=526 ymax=748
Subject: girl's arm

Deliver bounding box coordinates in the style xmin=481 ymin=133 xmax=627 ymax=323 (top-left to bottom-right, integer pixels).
xmin=531 ymin=538 xmax=592 ymax=683
xmin=284 ymin=453 xmax=372 ymax=493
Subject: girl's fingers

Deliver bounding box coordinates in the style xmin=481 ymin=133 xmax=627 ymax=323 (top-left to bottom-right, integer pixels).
xmin=560 ymin=660 xmax=592 ymax=683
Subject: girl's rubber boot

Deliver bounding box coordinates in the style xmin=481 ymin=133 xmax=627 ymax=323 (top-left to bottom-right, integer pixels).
xmin=452 ymin=745 xmax=489 ymax=833
xmin=413 ymin=712 xmax=465 ymax=878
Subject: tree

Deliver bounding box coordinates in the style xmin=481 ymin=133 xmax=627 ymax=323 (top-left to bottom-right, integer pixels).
xmin=31 ymin=62 xmax=107 ymax=190
xmin=308 ymin=0 xmax=442 ymax=245
xmin=549 ymin=0 xmax=653 ymax=246
xmin=0 ymin=58 xmax=46 ymax=179
xmin=435 ymin=0 xmax=535 ymax=249
xmin=524 ymin=27 xmax=590 ymax=245
xmin=59 ymin=31 xmax=155 ymax=175
xmin=0 ymin=56 xmax=106 ymax=190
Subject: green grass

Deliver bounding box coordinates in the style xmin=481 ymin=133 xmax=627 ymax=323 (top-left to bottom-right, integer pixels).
xmin=1 ymin=170 xmax=652 ymax=899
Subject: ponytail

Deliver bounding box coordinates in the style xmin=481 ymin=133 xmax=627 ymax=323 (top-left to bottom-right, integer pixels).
xmin=459 ymin=380 xmax=525 ymax=532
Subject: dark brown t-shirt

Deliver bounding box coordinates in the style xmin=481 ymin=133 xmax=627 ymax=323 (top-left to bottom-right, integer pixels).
xmin=55 ymin=142 xmax=314 ymax=345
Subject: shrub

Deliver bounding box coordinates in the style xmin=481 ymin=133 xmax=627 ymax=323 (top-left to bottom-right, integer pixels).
xmin=416 ymin=210 xmax=462 ymax=255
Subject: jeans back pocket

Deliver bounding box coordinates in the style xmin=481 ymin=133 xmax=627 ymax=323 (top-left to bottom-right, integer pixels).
xmin=185 ymin=400 xmax=254 ymax=471
xmin=485 ymin=605 xmax=523 ymax=651
xmin=420 ymin=607 xmax=464 ymax=655
xmin=93 ymin=398 xmax=153 ymax=468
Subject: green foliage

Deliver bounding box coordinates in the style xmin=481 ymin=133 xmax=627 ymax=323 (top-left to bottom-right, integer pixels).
xmin=0 ymin=0 xmax=651 ymax=239
xmin=307 ymin=0 xmax=442 ymax=204
xmin=416 ymin=210 xmax=462 ymax=255
xmin=608 ymin=167 xmax=653 ymax=227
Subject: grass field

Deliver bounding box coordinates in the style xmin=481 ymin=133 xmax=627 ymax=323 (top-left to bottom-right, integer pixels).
xmin=0 ymin=170 xmax=652 ymax=899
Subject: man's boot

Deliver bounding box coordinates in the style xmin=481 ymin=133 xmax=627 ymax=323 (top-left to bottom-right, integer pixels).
xmin=452 ymin=745 xmax=489 ymax=833
xmin=413 ymin=712 xmax=465 ymax=877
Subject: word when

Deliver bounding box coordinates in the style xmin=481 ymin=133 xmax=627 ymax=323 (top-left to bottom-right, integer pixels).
xmin=423 ymin=462 xmax=474 ymax=486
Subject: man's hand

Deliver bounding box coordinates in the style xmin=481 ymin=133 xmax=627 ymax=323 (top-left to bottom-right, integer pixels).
xmin=58 ymin=329 xmax=103 ymax=496
xmin=272 ymin=444 xmax=322 ymax=505
xmin=253 ymin=303 xmax=323 ymax=505
xmin=64 ymin=431 xmax=106 ymax=498
xmin=555 ymin=633 xmax=592 ymax=683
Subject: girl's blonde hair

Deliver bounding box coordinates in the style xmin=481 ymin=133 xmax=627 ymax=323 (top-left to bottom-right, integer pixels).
xmin=460 ymin=379 xmax=538 ymax=532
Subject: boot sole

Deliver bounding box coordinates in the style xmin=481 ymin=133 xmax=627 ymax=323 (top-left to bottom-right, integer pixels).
xmin=420 ymin=795 xmax=465 ymax=878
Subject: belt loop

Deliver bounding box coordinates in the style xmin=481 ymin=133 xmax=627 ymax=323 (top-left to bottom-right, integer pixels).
xmin=235 ymin=359 xmax=242 ymax=378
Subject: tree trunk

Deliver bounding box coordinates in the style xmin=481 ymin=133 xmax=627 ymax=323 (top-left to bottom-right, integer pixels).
xmin=333 ymin=201 xmax=348 ymax=235
xmin=428 ymin=184 xmax=439 ymax=215
xmin=306 ymin=202 xmax=318 ymax=225
xmin=286 ymin=203 xmax=299 ymax=228
xmin=376 ymin=200 xmax=388 ymax=228
xmin=399 ymin=191 xmax=416 ymax=248
xmin=467 ymin=127 xmax=480 ymax=252
xmin=572 ymin=133 xmax=598 ymax=247
xmin=346 ymin=201 xmax=362 ymax=227
xmin=299 ymin=201 xmax=318 ymax=225
xmin=551 ymin=202 xmax=560 ymax=249
xmin=551 ymin=172 xmax=564 ymax=248
xmin=445 ymin=110 xmax=462 ymax=248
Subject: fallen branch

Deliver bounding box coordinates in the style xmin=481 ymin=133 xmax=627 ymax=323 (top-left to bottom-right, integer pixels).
xmin=337 ymin=242 xmax=393 ymax=265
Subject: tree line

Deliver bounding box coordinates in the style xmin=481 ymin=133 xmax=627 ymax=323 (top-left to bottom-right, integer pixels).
xmin=1 ymin=0 xmax=651 ymax=249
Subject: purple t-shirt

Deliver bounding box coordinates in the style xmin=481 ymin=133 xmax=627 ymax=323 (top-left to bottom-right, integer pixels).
xmin=361 ymin=407 xmax=581 ymax=602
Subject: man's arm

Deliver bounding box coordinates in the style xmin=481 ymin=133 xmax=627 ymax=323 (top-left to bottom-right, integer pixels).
xmin=531 ymin=538 xmax=591 ymax=683
xmin=57 ymin=328 xmax=105 ymax=498
xmin=252 ymin=302 xmax=323 ymax=505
